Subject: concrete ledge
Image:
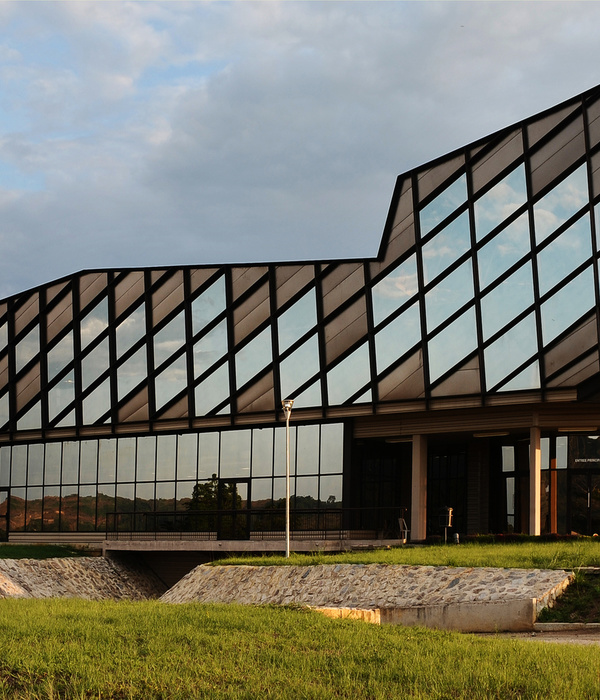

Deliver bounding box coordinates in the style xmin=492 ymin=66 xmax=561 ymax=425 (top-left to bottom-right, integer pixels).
xmin=103 ymin=539 xmax=401 ymax=554
xmin=534 ymin=622 xmax=600 ymax=632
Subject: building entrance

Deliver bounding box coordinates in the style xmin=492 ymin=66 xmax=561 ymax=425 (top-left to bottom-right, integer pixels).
xmin=217 ymin=479 xmax=250 ymax=540
xmin=569 ymin=473 xmax=600 ymax=536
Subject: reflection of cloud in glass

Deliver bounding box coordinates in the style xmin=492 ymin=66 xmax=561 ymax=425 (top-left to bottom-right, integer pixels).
xmin=537 ymin=216 xmax=592 ymax=296
xmin=428 ymin=307 xmax=477 ymax=382
xmin=475 ymin=165 xmax=526 ymax=241
xmin=481 ymin=263 xmax=534 ymax=341
xmin=425 ymin=259 xmax=473 ymax=332
xmin=541 ymin=267 xmax=595 ymax=345
xmin=372 ymin=254 xmax=418 ymax=325
xmin=421 ymin=212 xmax=470 ymax=284
xmin=534 ymin=165 xmax=588 ymax=242
xmin=484 ymin=313 xmax=537 ymax=390
xmin=328 ymin=343 xmax=370 ymax=405
xmin=420 ymin=174 xmax=467 ymax=237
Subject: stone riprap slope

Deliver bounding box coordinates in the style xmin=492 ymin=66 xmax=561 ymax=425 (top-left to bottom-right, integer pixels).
xmin=161 ymin=563 xmax=572 ymax=612
xmin=0 ymin=557 xmax=166 ymax=601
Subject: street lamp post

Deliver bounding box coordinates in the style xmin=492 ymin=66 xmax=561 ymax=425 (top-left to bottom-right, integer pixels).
xmin=282 ymin=399 xmax=294 ymax=558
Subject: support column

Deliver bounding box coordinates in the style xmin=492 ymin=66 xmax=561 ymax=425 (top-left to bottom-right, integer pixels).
xmin=411 ymin=434 xmax=427 ymax=542
xmin=529 ymin=426 xmax=541 ymax=536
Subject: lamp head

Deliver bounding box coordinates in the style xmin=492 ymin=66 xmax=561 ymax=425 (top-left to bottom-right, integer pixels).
xmin=282 ymin=399 xmax=294 ymax=417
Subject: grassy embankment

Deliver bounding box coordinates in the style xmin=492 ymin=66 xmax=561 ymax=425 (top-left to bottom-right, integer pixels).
xmin=0 ymin=598 xmax=598 ymax=699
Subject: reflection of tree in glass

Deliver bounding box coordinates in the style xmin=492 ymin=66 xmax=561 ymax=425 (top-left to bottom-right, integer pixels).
xmin=186 ymin=474 xmax=242 ymax=532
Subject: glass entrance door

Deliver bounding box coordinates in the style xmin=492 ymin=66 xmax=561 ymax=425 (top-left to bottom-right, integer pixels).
xmin=217 ymin=479 xmax=250 ymax=539
xmin=569 ymin=473 xmax=600 ymax=536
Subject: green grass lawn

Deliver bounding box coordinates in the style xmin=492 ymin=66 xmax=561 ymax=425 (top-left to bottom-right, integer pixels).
xmin=214 ymin=539 xmax=600 ymax=571
xmin=0 ymin=544 xmax=87 ymax=560
xmin=0 ymin=598 xmax=598 ymax=699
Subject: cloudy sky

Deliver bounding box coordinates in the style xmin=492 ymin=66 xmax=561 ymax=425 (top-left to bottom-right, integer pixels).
xmin=1 ymin=1 xmax=599 ymax=299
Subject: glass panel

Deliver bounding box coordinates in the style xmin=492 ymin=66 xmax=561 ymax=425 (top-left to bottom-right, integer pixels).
xmin=28 ymin=444 xmax=44 ymax=486
xmin=154 ymin=311 xmax=185 ymax=369
xmin=47 ymin=332 xmax=73 ymax=381
xmin=297 ymin=425 xmax=319 ymax=476
xmin=78 ymin=485 xmax=97 ymax=531
xmin=117 ymin=483 xmax=135 ymax=513
xmin=220 ymin=430 xmax=251 ymax=478
xmin=0 ymin=446 xmax=9 ymax=487
xmin=43 ymin=486 xmax=60 ymax=531
xmin=595 ymin=203 xmax=600 ymax=251
xmin=534 ymin=164 xmax=588 ymax=243
xmin=537 ymin=215 xmax=592 ymax=296
xmin=278 ymin=289 xmax=317 ymax=353
xmin=44 ymin=442 xmax=61 ymax=485
xmin=501 ymin=446 xmax=515 ymax=472
xmin=425 ymin=260 xmax=473 ymax=333
xmin=422 ymin=212 xmax=471 ymax=284
xmin=320 ymin=474 xmax=343 ymax=505
xmin=80 ymin=297 xmax=108 ymax=350
xmin=372 ymin=254 xmax=418 ymax=326
xmin=177 ymin=433 xmax=198 ymax=481
xmin=82 ymin=338 xmax=109 ymax=390
xmin=10 ymin=488 xmax=25 ymax=531
xmin=198 ymin=432 xmax=219 ymax=480
xmin=478 ymin=213 xmax=531 ymax=290
xmin=155 ymin=482 xmax=175 ymax=511
xmin=117 ymin=437 xmax=136 ymax=483
xmin=295 ymin=477 xmax=319 ymax=507
xmin=175 ymin=481 xmax=194 ymax=510
xmin=97 ymin=484 xmax=116 ymax=530
xmin=17 ymin=402 xmax=41 ymax=431
xmin=116 ymin=305 xmax=146 ymax=359
xmin=474 ymin=164 xmax=527 ymax=241
xmin=80 ymin=440 xmax=98 ymax=484
xmin=15 ymin=325 xmax=39 ymax=373
xmin=62 ymin=441 xmax=79 ymax=484
xmin=484 ymin=313 xmax=537 ymax=389
xmin=195 ymin=365 xmax=230 ymax=416
xmin=157 ymin=434 xmax=177 ymax=481
xmin=274 ymin=425 xmax=296 ymax=477
xmin=155 ymin=355 xmax=187 ymax=410
xmin=500 ymin=361 xmax=540 ymax=392
xmin=0 ymin=323 xmax=6 ymax=352
xmin=48 ymin=371 xmax=75 ymax=422
xmin=98 ymin=439 xmax=117 ymax=483
xmin=192 ymin=276 xmax=226 ymax=336
xmin=235 ymin=327 xmax=272 ymax=388
xmin=194 ymin=320 xmax=227 ymax=377
xmin=0 ymin=392 xmax=9 ymax=428
xmin=321 ymin=424 xmax=344 ymax=474
xmin=375 ymin=301 xmax=420 ymax=373
xmin=428 ymin=307 xmax=477 ymax=382
xmin=136 ymin=482 xmax=155 ymax=512
xmin=251 ymin=428 xmax=273 ymax=478
xmin=26 ymin=486 xmax=43 ymax=531
xmin=136 ymin=436 xmax=156 ymax=482
xmin=481 ymin=263 xmax=534 ymax=340
xmin=280 ymin=335 xmax=319 ymax=401
xmin=251 ymin=477 xmax=272 ymax=507
xmin=541 ymin=437 xmax=550 ymax=470
xmin=117 ymin=347 xmax=147 ymax=400
xmin=557 ymin=436 xmax=568 ymax=469
xmin=541 ymin=267 xmax=595 ymax=345
xmin=420 ymin=174 xmax=467 ymax=237
xmin=83 ymin=378 xmax=111 ymax=425
xmin=327 ymin=343 xmax=371 ymax=405
xmin=290 ymin=381 xmax=322 ymax=409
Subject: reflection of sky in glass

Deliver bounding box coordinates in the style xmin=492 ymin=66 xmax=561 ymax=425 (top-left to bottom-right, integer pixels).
xmin=320 ymin=474 xmax=343 ymax=503
xmin=117 ymin=347 xmax=146 ymax=399
xmin=116 ymin=305 xmax=145 ymax=359
xmin=537 ymin=215 xmax=592 ymax=295
xmin=195 ymin=364 xmax=229 ymax=416
xmin=15 ymin=325 xmax=39 ymax=373
xmin=17 ymin=402 xmax=41 ymax=430
xmin=290 ymin=381 xmax=322 ymax=410
xmin=48 ymin=372 xmax=74 ymax=421
xmin=327 ymin=343 xmax=370 ymax=405
xmin=0 ymin=323 xmax=6 ymax=351
xmin=474 ymin=164 xmax=526 ymax=241
xmin=235 ymin=327 xmax=272 ymax=388
xmin=481 ymin=263 xmax=534 ymax=340
xmin=372 ymin=255 xmax=418 ymax=325
xmin=192 ymin=276 xmax=226 ymax=336
xmin=47 ymin=332 xmax=73 ymax=381
xmin=194 ymin=320 xmax=227 ymax=378
xmin=484 ymin=313 xmax=537 ymax=389
xmin=220 ymin=429 xmax=251 ymax=478
xmin=534 ymin=164 xmax=588 ymax=243
xmin=541 ymin=267 xmax=595 ymax=345
xmin=80 ymin=298 xmax=108 ymax=350
xmin=155 ymin=355 xmax=187 ymax=409
xmin=82 ymin=339 xmax=109 ymax=391
xmin=375 ymin=301 xmax=420 ymax=373
xmin=0 ymin=393 xmax=7 ymax=428
xmin=595 ymin=203 xmax=600 ymax=251
xmin=420 ymin=174 xmax=467 ymax=237
xmin=321 ymin=423 xmax=344 ymax=474
xmin=83 ymin=379 xmax=111 ymax=425
xmin=422 ymin=213 xmax=470 ymax=285
xmin=500 ymin=362 xmax=540 ymax=392
xmin=280 ymin=334 xmax=319 ymax=402
xmin=425 ymin=259 xmax=474 ymax=332
xmin=278 ymin=289 xmax=317 ymax=354
xmin=477 ymin=213 xmax=530 ymax=289
xmin=154 ymin=312 xmax=185 ymax=369
xmin=428 ymin=307 xmax=477 ymax=382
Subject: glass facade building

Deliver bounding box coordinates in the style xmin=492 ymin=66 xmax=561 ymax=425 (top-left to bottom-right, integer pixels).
xmin=3 ymin=85 xmax=600 ymax=543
